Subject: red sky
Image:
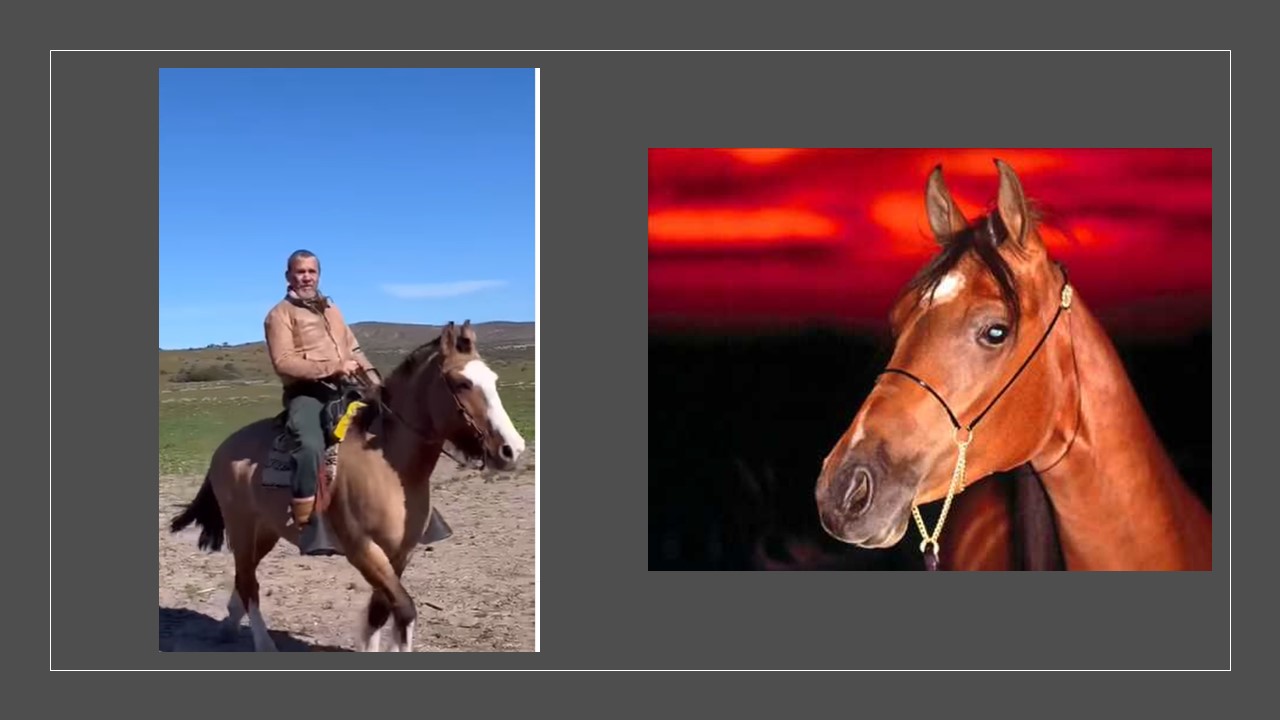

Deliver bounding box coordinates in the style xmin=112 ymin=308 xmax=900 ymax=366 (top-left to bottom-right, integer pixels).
xmin=648 ymin=148 xmax=1214 ymax=339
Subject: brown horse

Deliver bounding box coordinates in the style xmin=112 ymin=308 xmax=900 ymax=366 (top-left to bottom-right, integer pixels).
xmin=814 ymin=160 xmax=1211 ymax=571
xmin=169 ymin=320 xmax=527 ymax=650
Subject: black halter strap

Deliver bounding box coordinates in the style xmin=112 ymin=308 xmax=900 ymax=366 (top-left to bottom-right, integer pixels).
xmin=879 ymin=263 xmax=1072 ymax=435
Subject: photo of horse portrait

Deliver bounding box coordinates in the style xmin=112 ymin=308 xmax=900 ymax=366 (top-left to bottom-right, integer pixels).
xmin=649 ymin=148 xmax=1213 ymax=571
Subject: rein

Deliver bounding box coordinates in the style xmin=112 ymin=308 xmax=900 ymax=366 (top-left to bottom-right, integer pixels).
xmin=878 ymin=263 xmax=1075 ymax=570
xmin=359 ymin=369 xmax=490 ymax=470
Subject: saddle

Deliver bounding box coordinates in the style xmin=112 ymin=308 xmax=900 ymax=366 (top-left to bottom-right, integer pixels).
xmin=262 ymin=379 xmax=369 ymax=503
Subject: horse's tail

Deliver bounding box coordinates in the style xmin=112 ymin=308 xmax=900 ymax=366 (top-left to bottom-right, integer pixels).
xmin=168 ymin=472 xmax=226 ymax=552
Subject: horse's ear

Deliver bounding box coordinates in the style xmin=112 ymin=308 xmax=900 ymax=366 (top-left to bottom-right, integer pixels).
xmin=456 ymin=319 xmax=475 ymax=354
xmin=994 ymin=158 xmax=1031 ymax=247
xmin=925 ymin=164 xmax=968 ymax=244
xmin=440 ymin=321 xmax=457 ymax=357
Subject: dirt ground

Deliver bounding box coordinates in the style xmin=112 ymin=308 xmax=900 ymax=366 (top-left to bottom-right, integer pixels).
xmin=158 ymin=443 xmax=535 ymax=652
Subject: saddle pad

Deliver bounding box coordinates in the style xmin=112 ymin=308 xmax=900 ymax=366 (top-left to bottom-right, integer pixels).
xmin=262 ymin=436 xmax=339 ymax=489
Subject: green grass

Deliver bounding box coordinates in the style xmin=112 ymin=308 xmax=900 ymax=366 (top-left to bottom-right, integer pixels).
xmin=492 ymin=360 xmax=535 ymax=441
xmin=159 ymin=388 xmax=282 ymax=475
xmin=158 ymin=362 xmax=535 ymax=476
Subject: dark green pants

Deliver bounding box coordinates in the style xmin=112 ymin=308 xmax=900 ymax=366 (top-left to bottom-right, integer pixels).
xmin=285 ymin=395 xmax=326 ymax=500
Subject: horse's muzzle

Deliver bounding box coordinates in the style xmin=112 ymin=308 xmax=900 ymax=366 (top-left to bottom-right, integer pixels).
xmin=816 ymin=443 xmax=917 ymax=548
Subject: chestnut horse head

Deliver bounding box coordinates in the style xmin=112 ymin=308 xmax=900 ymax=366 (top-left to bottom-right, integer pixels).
xmin=815 ymin=159 xmax=1079 ymax=561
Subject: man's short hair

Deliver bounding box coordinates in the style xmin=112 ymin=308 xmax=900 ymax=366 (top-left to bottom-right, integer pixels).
xmin=287 ymin=249 xmax=320 ymax=271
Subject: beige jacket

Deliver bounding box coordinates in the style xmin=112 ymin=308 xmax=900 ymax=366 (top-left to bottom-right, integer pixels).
xmin=264 ymin=291 xmax=376 ymax=386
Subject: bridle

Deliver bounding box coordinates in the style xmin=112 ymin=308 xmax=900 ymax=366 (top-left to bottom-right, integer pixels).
xmin=358 ymin=367 xmax=491 ymax=470
xmin=877 ymin=261 xmax=1076 ymax=570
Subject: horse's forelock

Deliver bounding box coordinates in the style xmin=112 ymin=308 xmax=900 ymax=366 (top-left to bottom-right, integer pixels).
xmin=900 ymin=211 xmax=1027 ymax=332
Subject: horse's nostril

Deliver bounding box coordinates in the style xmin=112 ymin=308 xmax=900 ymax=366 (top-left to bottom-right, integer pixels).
xmin=841 ymin=467 xmax=873 ymax=516
xmin=501 ymin=444 xmax=514 ymax=459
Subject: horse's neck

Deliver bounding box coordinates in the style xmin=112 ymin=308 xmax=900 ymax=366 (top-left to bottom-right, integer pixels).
xmin=1036 ymin=301 xmax=1211 ymax=570
xmin=378 ymin=384 xmax=444 ymax=479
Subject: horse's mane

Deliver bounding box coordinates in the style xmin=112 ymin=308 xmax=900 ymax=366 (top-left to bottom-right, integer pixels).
xmin=351 ymin=336 xmax=443 ymax=433
xmin=897 ymin=205 xmax=1042 ymax=334
xmin=389 ymin=336 xmax=444 ymax=385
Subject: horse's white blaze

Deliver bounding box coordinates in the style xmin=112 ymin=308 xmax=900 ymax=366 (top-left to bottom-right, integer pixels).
xmin=404 ymin=620 xmax=415 ymax=652
xmin=847 ymin=423 xmax=865 ymax=450
xmin=462 ymin=359 xmax=525 ymax=458
xmin=247 ymin=601 xmax=277 ymax=652
xmin=930 ymin=272 xmax=965 ymax=304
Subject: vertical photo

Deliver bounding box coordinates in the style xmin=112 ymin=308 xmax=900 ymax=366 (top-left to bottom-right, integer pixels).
xmin=159 ymin=67 xmax=537 ymax=650
xmin=649 ymin=148 xmax=1212 ymax=571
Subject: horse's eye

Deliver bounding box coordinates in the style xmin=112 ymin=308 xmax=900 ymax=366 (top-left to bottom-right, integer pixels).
xmin=980 ymin=324 xmax=1009 ymax=346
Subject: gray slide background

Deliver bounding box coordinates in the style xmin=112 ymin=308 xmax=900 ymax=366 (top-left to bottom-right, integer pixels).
xmin=37 ymin=48 xmax=1240 ymax=676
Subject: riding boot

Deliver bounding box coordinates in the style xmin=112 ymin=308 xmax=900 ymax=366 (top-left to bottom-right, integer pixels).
xmin=283 ymin=394 xmax=339 ymax=556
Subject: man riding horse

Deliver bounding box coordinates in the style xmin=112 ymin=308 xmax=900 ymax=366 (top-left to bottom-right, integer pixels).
xmin=264 ymin=249 xmax=381 ymax=555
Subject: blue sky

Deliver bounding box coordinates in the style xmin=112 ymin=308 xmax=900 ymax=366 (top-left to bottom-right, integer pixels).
xmin=159 ymin=67 xmax=535 ymax=350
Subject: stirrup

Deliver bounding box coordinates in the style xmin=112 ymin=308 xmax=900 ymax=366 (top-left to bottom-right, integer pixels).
xmin=420 ymin=507 xmax=453 ymax=545
xmin=299 ymin=513 xmax=342 ymax=557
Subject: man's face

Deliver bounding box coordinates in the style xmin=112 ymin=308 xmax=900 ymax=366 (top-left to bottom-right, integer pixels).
xmin=286 ymin=257 xmax=320 ymax=299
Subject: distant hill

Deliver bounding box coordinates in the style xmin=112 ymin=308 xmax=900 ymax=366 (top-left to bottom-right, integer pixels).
xmin=345 ymin=320 xmax=534 ymax=351
xmin=160 ymin=320 xmax=534 ymax=387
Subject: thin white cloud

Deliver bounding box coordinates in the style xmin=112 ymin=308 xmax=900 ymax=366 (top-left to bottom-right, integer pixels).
xmin=381 ymin=280 xmax=507 ymax=300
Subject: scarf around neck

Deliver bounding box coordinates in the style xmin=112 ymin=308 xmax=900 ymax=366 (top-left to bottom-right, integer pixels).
xmin=286 ymin=287 xmax=331 ymax=313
